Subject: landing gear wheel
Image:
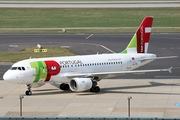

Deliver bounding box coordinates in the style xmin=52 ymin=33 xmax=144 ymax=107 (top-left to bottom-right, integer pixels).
xmin=60 ymin=83 xmax=70 ymax=90
xmin=94 ymin=86 xmax=100 ymax=93
xmin=25 ymin=90 xmax=32 ymax=95
xmin=90 ymin=86 xmax=100 ymax=93
xmin=64 ymin=84 xmax=70 ymax=90
xmin=60 ymin=83 xmax=65 ymax=90
xmin=25 ymin=84 xmax=32 ymax=95
xmin=90 ymin=87 xmax=94 ymax=92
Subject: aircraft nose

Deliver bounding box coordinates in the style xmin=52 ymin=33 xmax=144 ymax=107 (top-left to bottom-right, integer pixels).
xmin=3 ymin=71 xmax=10 ymax=81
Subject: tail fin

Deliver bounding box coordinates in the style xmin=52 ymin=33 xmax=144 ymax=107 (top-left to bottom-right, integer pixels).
xmin=121 ymin=16 xmax=153 ymax=54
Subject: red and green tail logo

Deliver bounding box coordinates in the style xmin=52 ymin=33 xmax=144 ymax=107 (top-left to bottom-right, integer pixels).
xmin=121 ymin=16 xmax=153 ymax=54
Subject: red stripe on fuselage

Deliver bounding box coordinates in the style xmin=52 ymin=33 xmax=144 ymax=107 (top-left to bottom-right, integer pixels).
xmin=44 ymin=60 xmax=61 ymax=82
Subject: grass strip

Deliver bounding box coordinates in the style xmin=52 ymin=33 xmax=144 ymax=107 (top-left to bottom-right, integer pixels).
xmin=0 ymin=47 xmax=75 ymax=62
xmin=0 ymin=8 xmax=180 ymax=33
xmin=0 ymin=8 xmax=180 ymax=27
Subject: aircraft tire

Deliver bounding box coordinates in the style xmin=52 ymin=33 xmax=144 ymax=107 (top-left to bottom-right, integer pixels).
xmin=60 ymin=83 xmax=65 ymax=90
xmin=64 ymin=84 xmax=70 ymax=90
xmin=60 ymin=83 xmax=69 ymax=90
xmin=90 ymin=87 xmax=94 ymax=92
xmin=94 ymin=86 xmax=100 ymax=93
xmin=90 ymin=86 xmax=100 ymax=93
xmin=25 ymin=90 xmax=32 ymax=95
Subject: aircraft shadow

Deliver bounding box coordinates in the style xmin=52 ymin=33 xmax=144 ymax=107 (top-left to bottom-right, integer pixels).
xmin=78 ymin=81 xmax=180 ymax=96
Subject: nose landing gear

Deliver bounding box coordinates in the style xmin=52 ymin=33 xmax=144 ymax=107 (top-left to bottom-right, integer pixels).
xmin=25 ymin=84 xmax=32 ymax=95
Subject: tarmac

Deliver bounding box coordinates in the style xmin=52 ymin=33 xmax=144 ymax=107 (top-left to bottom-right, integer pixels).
xmin=1 ymin=79 xmax=180 ymax=118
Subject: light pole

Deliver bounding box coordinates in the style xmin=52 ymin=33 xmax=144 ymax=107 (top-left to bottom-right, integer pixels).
xmin=127 ymin=96 xmax=132 ymax=117
xmin=19 ymin=95 xmax=24 ymax=116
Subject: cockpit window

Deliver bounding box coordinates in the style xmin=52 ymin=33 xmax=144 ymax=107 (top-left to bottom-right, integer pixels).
xmin=22 ymin=67 xmax=25 ymax=70
xmin=18 ymin=67 xmax=21 ymax=70
xmin=10 ymin=67 xmax=17 ymax=70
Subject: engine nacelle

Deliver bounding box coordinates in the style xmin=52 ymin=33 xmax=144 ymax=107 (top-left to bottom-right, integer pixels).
xmin=69 ymin=78 xmax=92 ymax=92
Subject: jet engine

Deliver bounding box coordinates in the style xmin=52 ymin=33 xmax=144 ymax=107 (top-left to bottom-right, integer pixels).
xmin=69 ymin=78 xmax=92 ymax=92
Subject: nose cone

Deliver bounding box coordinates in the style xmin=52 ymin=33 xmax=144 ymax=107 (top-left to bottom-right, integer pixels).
xmin=3 ymin=71 xmax=11 ymax=81
xmin=3 ymin=71 xmax=18 ymax=83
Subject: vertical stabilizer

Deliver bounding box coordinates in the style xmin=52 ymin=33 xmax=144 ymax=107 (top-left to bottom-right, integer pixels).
xmin=121 ymin=16 xmax=153 ymax=54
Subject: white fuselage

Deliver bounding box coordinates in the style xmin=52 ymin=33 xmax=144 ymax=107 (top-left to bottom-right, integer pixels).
xmin=3 ymin=53 xmax=156 ymax=85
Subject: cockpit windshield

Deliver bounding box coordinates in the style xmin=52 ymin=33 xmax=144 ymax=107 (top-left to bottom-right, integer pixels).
xmin=10 ymin=67 xmax=17 ymax=70
xmin=10 ymin=67 xmax=25 ymax=71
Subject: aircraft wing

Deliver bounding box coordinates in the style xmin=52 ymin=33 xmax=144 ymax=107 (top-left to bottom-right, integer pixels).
xmin=66 ymin=67 xmax=173 ymax=79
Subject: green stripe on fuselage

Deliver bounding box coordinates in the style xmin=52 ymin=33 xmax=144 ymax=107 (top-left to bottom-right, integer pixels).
xmin=30 ymin=61 xmax=47 ymax=83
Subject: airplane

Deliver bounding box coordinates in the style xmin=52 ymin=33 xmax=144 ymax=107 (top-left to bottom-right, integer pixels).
xmin=3 ymin=16 xmax=177 ymax=96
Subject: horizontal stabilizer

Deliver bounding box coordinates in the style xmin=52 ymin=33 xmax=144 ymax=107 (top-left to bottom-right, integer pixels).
xmin=140 ymin=56 xmax=178 ymax=62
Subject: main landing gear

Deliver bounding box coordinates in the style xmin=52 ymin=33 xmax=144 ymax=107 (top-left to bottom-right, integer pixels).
xmin=60 ymin=83 xmax=70 ymax=91
xmin=59 ymin=81 xmax=100 ymax=93
xmin=90 ymin=86 xmax=100 ymax=93
xmin=25 ymin=84 xmax=32 ymax=95
xmin=90 ymin=81 xmax=100 ymax=93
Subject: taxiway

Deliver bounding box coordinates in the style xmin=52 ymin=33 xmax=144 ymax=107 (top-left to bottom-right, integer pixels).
xmin=0 ymin=33 xmax=180 ymax=79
